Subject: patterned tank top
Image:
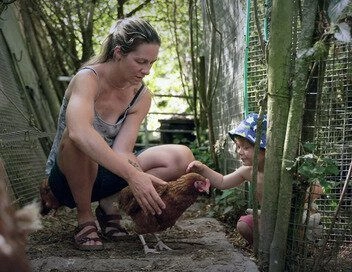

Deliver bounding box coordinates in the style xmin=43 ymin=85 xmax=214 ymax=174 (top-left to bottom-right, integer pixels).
xmin=45 ymin=67 xmax=146 ymax=175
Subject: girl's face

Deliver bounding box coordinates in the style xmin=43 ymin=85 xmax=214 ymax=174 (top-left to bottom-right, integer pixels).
xmin=235 ymin=137 xmax=255 ymax=166
xmin=117 ymin=43 xmax=159 ymax=84
xmin=235 ymin=137 xmax=265 ymax=166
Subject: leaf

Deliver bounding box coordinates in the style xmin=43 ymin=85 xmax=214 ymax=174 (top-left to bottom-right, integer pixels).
xmin=223 ymin=206 xmax=234 ymax=214
xmin=298 ymin=165 xmax=313 ymax=177
xmin=313 ymin=41 xmax=328 ymax=60
xmin=219 ymin=189 xmax=235 ymax=200
xmin=324 ymin=164 xmax=340 ymax=175
xmin=334 ymin=22 xmax=352 ymax=42
xmin=285 ymin=159 xmax=296 ymax=171
xmin=328 ymin=0 xmax=351 ymax=23
xmin=303 ymin=142 xmax=316 ymax=153
xmin=312 ymin=165 xmax=325 ymax=176
xmin=320 ymin=179 xmax=338 ymax=188
xmin=215 ymin=189 xmax=234 ymax=203
xmin=300 ymin=153 xmax=317 ymax=160
xmin=157 ymin=100 xmax=168 ymax=108
xmin=297 ymin=47 xmax=315 ymax=60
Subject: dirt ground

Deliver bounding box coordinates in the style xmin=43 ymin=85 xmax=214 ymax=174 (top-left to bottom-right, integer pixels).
xmin=27 ymin=201 xmax=351 ymax=272
xmin=27 ymin=201 xmax=259 ymax=272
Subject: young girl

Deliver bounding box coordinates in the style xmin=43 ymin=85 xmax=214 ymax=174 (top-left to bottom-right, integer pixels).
xmin=187 ymin=113 xmax=267 ymax=245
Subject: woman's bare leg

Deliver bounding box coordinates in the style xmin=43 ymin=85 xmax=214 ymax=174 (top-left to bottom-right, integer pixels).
xmin=58 ymin=136 xmax=101 ymax=246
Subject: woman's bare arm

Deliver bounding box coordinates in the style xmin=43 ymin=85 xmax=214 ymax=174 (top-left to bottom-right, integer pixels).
xmin=64 ymin=73 xmax=166 ymax=215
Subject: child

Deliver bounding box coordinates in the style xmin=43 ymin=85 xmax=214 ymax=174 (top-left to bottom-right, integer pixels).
xmin=187 ymin=113 xmax=267 ymax=245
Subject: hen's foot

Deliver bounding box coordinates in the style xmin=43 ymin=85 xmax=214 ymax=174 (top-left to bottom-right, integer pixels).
xmin=154 ymin=234 xmax=172 ymax=251
xmin=138 ymin=234 xmax=159 ymax=254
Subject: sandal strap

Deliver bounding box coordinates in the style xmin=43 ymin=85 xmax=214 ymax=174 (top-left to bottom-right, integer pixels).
xmin=101 ymin=213 xmax=122 ymax=221
xmin=96 ymin=206 xmax=122 ymax=222
xmin=95 ymin=206 xmax=128 ymax=237
xmin=75 ymin=221 xmax=101 ymax=244
xmin=104 ymin=223 xmax=128 ymax=236
xmin=76 ymin=236 xmax=102 ymax=244
xmin=76 ymin=221 xmax=98 ymax=231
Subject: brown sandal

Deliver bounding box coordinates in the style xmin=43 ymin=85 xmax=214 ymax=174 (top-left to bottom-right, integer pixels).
xmin=95 ymin=206 xmax=128 ymax=241
xmin=74 ymin=221 xmax=104 ymax=251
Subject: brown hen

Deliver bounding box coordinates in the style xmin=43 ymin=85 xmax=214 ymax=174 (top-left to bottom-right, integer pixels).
xmin=0 ymin=161 xmax=41 ymax=272
xmin=117 ymin=172 xmax=210 ymax=253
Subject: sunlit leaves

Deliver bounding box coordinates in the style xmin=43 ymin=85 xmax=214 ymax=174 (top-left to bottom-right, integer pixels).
xmin=328 ymin=0 xmax=352 ymax=43
xmin=328 ymin=0 xmax=351 ymax=23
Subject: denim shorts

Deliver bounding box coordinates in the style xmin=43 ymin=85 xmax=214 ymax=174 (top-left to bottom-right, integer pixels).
xmin=48 ymin=160 xmax=128 ymax=208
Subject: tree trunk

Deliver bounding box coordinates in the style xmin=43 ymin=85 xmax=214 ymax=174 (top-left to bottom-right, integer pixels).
xmin=259 ymin=0 xmax=294 ymax=269
xmin=199 ymin=0 xmax=221 ymax=171
xmin=79 ymin=1 xmax=96 ymax=63
xmin=189 ymin=0 xmax=201 ymax=143
xmin=252 ymin=106 xmax=267 ymax=257
xmin=269 ymin=2 xmax=319 ymax=270
xmin=30 ymin=13 xmax=68 ymax=101
xmin=19 ymin=1 xmax=61 ymax=122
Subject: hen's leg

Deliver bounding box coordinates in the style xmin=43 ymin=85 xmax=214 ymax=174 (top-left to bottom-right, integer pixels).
xmin=154 ymin=234 xmax=172 ymax=251
xmin=138 ymin=235 xmax=159 ymax=254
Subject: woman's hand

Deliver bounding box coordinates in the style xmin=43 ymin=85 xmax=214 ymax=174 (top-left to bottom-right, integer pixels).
xmin=128 ymin=171 xmax=166 ymax=215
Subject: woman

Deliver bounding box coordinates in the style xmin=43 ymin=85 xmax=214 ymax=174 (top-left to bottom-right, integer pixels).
xmin=41 ymin=17 xmax=194 ymax=251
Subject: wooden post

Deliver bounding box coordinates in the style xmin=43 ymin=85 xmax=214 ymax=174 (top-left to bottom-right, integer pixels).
xmin=0 ymin=159 xmax=16 ymax=205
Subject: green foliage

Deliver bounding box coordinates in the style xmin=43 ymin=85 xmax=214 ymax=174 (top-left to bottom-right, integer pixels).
xmin=210 ymin=188 xmax=247 ymax=224
xmin=157 ymin=100 xmax=168 ymax=108
xmin=188 ymin=140 xmax=215 ymax=170
xmin=286 ymin=142 xmax=340 ymax=188
xmin=144 ymin=0 xmax=194 ymax=98
xmin=313 ymin=40 xmax=328 ymax=60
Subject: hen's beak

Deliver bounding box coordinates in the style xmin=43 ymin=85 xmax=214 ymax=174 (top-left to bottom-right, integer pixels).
xmin=204 ymin=179 xmax=211 ymax=194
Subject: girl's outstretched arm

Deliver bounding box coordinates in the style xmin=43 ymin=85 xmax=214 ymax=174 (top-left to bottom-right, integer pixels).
xmin=187 ymin=161 xmax=250 ymax=190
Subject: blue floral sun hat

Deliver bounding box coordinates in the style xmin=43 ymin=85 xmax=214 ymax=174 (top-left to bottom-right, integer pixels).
xmin=228 ymin=113 xmax=267 ymax=149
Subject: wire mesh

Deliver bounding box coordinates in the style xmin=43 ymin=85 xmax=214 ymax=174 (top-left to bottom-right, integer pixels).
xmin=313 ymin=42 xmax=352 ymax=246
xmin=0 ymin=32 xmax=47 ymax=206
xmin=243 ymin=2 xmax=352 ymax=271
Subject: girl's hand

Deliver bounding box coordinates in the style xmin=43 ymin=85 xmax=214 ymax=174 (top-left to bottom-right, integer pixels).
xmin=186 ymin=160 xmax=204 ymax=174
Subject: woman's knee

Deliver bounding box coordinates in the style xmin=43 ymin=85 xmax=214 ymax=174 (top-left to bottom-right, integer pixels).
xmin=170 ymin=144 xmax=194 ymax=164
xmin=139 ymin=144 xmax=193 ymax=165
xmin=137 ymin=144 xmax=194 ymax=179
xmin=59 ymin=137 xmax=97 ymax=171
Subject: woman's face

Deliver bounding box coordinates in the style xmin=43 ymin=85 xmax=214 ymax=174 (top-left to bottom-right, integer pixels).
xmin=118 ymin=43 xmax=159 ymax=84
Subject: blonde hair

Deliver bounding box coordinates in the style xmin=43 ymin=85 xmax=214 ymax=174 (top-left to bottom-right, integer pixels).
xmin=83 ymin=17 xmax=161 ymax=66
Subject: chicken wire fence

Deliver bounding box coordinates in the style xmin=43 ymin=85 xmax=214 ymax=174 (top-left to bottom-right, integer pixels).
xmin=0 ymin=27 xmax=194 ymax=208
xmin=244 ymin=2 xmax=352 ymax=271
xmin=0 ymin=31 xmax=47 ymax=206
